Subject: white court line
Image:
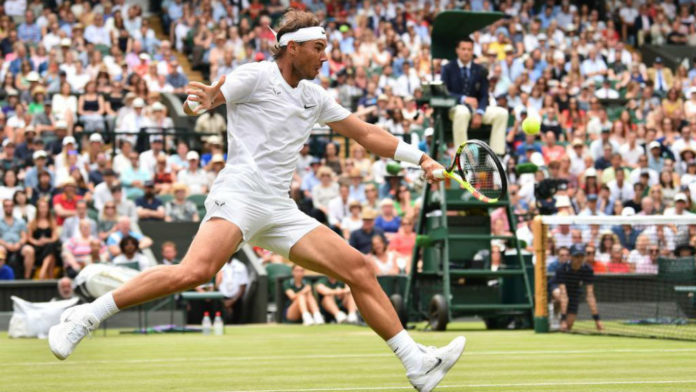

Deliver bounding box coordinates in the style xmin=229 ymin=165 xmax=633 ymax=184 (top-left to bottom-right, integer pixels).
xmin=10 ymin=347 xmax=696 ymax=366
xmin=220 ymin=380 xmax=696 ymax=392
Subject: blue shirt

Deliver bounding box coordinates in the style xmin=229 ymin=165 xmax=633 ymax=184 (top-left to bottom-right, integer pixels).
xmin=17 ymin=22 xmax=41 ymax=43
xmin=349 ymin=227 xmax=386 ymax=254
xmin=375 ymin=215 xmax=401 ymax=233
xmin=120 ymin=167 xmax=152 ymax=199
xmin=25 ymin=167 xmax=55 ymax=189
xmin=0 ymin=217 xmax=26 ymax=244
xmin=301 ymin=172 xmax=320 ymax=192
xmin=135 ymin=196 xmax=164 ymax=221
xmin=0 ymin=264 xmax=14 ymax=280
xmin=107 ymin=230 xmax=144 ymax=247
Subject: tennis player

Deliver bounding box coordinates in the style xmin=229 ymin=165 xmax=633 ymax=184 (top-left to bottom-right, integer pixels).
xmin=49 ymin=10 xmax=465 ymax=392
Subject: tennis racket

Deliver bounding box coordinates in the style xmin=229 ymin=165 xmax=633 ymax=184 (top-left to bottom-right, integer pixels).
xmin=432 ymin=139 xmax=507 ymax=203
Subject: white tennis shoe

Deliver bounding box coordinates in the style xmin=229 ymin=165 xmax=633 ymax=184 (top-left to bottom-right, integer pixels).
xmin=407 ymin=336 xmax=466 ymax=392
xmin=48 ymin=304 xmax=100 ymax=360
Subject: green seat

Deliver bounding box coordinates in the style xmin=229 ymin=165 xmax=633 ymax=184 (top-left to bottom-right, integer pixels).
xmin=187 ymin=194 xmax=207 ymax=217
xmin=117 ymin=261 xmax=140 ymax=271
xmin=87 ymin=207 xmax=99 ymax=221
xmin=265 ymin=263 xmax=292 ymax=304
xmin=158 ymin=194 xmax=174 ymax=204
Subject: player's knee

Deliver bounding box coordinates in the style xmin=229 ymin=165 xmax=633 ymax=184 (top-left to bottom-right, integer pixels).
xmin=176 ymin=264 xmax=214 ymax=289
xmin=344 ymin=255 xmax=376 ymax=287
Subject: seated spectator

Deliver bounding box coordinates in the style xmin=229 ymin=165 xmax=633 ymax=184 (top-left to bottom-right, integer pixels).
xmin=595 ymin=79 xmax=620 ymax=99
xmin=369 ymin=235 xmax=399 ymax=276
xmin=60 ymin=200 xmax=97 ymax=243
xmin=27 ymin=199 xmax=60 ymax=280
xmin=311 ymin=166 xmax=339 ymax=217
xmin=585 ymin=244 xmax=607 ymax=274
xmin=0 ymin=198 xmax=34 ymax=279
xmin=77 ymin=80 xmax=106 ymax=132
xmin=62 ymin=219 xmax=102 ymax=278
xmin=135 ymin=181 xmax=165 ymax=221
xmin=106 ymin=216 xmax=153 ymax=257
xmin=349 ymin=208 xmax=386 ymax=254
xmin=93 ymin=169 xmax=122 ymax=212
xmin=607 ymin=243 xmax=632 ymax=273
xmin=628 ymin=233 xmax=652 ymax=270
xmin=52 ymin=178 xmax=83 ymax=226
xmin=363 ymin=183 xmax=380 ymax=211
xmin=0 ymin=247 xmax=14 ymax=280
xmin=341 ymin=200 xmax=363 ymax=239
xmin=0 ymin=170 xmax=21 ymax=202
xmin=110 ymin=185 xmax=138 ymax=221
xmin=164 ymin=182 xmax=200 ymax=222
xmin=24 ymin=150 xmax=54 ymax=193
xmin=284 ymin=264 xmax=324 ymax=326
xmin=375 ymin=198 xmax=401 ymax=235
xmin=388 ymin=215 xmax=416 ymax=274
xmin=112 ymin=235 xmax=149 ymax=271
xmin=152 ymin=153 xmax=174 ymax=194
xmin=596 ymin=231 xmax=619 ymax=263
xmin=315 ymin=276 xmax=358 ymax=324
xmin=611 ymin=207 xmax=642 ymax=250
xmin=97 ymin=201 xmax=120 ymax=242
xmin=177 ymin=151 xmax=209 ymax=194
xmin=394 ymin=184 xmax=414 ymax=217
xmin=161 ymin=241 xmax=179 ymax=265
xmin=327 ymin=183 xmax=350 ymax=230
xmin=12 ymin=189 xmax=36 ymax=224
xmin=215 ymin=257 xmax=249 ymax=324
xmin=121 ymin=151 xmax=152 ymax=199
xmin=29 ymin=170 xmax=55 ymax=205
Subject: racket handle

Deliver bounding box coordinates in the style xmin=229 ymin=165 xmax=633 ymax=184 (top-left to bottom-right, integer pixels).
xmin=433 ymin=169 xmax=445 ymax=179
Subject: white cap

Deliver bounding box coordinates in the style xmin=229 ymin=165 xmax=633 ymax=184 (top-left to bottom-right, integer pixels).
xmin=33 ymin=150 xmax=47 ymax=160
xmin=2 ymin=139 xmax=14 ymax=147
xmin=133 ymin=98 xmax=145 ymax=108
xmin=555 ymin=195 xmax=571 ymax=208
xmin=25 ymin=125 xmax=35 ymax=133
xmin=621 ymin=206 xmax=636 ymax=217
xmin=56 ymin=120 xmax=68 ymax=129
xmin=675 ymin=193 xmax=688 ymax=203
xmin=690 ymin=87 xmax=696 ymax=95
xmin=537 ymin=33 xmax=547 ymax=40
xmin=62 ymin=136 xmax=76 ymax=146
xmin=186 ymin=151 xmax=200 ymax=160
xmin=207 ymin=135 xmax=223 ymax=145
xmin=211 ymin=153 xmax=225 ymax=163
xmin=649 ymin=141 xmax=661 ymax=150
xmin=89 ymin=133 xmax=103 ymax=143
xmin=139 ymin=53 xmax=150 ymax=61
xmin=26 ymin=71 xmax=40 ymax=82
xmin=424 ymin=127 xmax=434 ymax=137
xmin=584 ymin=167 xmax=597 ymax=177
xmin=60 ymin=38 xmax=71 ymax=46
xmin=151 ymin=101 xmax=165 ymax=111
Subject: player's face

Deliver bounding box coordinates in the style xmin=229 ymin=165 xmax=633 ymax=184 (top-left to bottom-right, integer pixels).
xmin=294 ymin=39 xmax=328 ymax=80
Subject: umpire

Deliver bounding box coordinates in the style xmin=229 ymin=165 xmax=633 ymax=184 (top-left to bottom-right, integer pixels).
xmin=558 ymin=244 xmax=603 ymax=332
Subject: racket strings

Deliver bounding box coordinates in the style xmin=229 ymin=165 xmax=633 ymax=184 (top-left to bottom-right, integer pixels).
xmin=458 ymin=144 xmax=504 ymax=199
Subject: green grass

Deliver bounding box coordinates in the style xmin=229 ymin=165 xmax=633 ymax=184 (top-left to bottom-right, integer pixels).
xmin=3 ymin=322 xmax=696 ymax=392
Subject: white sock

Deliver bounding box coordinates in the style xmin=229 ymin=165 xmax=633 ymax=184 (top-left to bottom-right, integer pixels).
xmin=89 ymin=292 xmax=120 ymax=322
xmin=386 ymin=330 xmax=423 ymax=372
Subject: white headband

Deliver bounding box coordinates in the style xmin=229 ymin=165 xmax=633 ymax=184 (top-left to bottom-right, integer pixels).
xmin=278 ymin=26 xmax=327 ymax=47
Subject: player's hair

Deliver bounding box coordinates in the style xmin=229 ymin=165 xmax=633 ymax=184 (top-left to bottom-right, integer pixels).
xmin=271 ymin=9 xmax=320 ymax=59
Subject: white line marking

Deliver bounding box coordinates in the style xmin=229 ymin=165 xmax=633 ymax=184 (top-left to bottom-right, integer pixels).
xmin=10 ymin=347 xmax=696 ymax=366
xmin=220 ymin=380 xmax=696 ymax=392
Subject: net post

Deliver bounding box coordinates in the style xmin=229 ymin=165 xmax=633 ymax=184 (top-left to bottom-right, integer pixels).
xmin=532 ymin=216 xmax=549 ymax=333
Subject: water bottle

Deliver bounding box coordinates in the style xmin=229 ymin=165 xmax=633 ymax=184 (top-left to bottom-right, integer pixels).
xmin=213 ymin=311 xmax=224 ymax=336
xmin=202 ymin=311 xmax=212 ymax=335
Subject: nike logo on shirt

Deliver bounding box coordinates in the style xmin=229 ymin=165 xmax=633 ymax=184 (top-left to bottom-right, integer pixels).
xmin=304 ymin=104 xmax=316 ymax=109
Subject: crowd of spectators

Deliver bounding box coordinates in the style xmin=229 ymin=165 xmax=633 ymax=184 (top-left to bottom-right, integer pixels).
xmin=3 ymin=0 xmax=696 ymax=284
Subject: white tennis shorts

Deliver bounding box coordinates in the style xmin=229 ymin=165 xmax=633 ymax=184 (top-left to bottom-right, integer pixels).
xmin=202 ymin=190 xmax=321 ymax=258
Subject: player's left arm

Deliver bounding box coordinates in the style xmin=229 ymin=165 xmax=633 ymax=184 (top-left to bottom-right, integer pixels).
xmin=184 ymin=75 xmax=227 ymax=115
xmin=327 ymin=114 xmax=443 ymax=182
xmin=586 ymin=284 xmax=603 ymax=330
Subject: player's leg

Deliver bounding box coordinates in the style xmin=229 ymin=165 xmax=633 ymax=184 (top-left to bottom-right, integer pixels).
xmin=566 ymin=313 xmax=577 ymax=331
xmin=49 ymin=218 xmax=242 ymax=360
xmin=450 ymin=105 xmax=471 ymax=148
xmin=289 ymin=225 xmax=465 ymax=392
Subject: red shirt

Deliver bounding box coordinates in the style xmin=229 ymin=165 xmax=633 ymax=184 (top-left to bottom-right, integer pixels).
xmin=607 ymin=262 xmax=631 ymax=273
xmin=52 ymin=193 xmax=83 ymax=225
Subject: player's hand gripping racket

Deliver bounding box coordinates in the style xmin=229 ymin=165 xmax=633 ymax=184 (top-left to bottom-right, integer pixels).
xmin=433 ymin=140 xmax=508 ymax=203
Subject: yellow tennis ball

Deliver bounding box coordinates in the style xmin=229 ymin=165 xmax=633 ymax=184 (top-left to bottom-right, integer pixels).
xmin=522 ymin=116 xmax=541 ymax=135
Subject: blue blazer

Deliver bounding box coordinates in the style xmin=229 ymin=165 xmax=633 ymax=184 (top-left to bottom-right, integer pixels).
xmin=441 ymin=60 xmax=490 ymax=113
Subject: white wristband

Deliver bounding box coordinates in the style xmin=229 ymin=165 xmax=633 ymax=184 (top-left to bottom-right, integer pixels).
xmin=394 ymin=139 xmax=424 ymax=165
